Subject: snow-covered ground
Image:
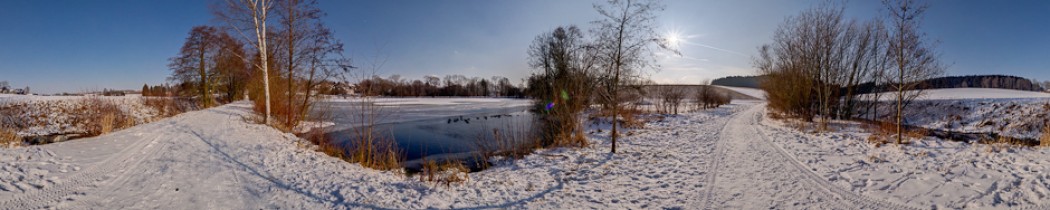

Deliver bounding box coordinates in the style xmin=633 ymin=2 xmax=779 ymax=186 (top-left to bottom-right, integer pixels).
xmin=861 ymin=88 xmax=1050 ymax=101
xmin=763 ymin=114 xmax=1050 ymax=209
xmin=0 ymin=95 xmax=168 ymax=138
xmin=714 ymin=85 xmax=766 ymax=100
xmin=2 ymin=92 xmax=1049 ymax=209
xmin=860 ymin=88 xmax=1050 ymax=140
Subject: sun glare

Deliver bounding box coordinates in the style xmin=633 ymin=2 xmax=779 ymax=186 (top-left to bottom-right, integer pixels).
xmin=666 ymin=31 xmax=681 ymax=46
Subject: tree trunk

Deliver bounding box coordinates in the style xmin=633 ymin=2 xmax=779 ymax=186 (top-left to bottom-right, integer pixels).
xmin=252 ymin=0 xmax=272 ymax=125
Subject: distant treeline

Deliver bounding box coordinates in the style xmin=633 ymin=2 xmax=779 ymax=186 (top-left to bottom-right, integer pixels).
xmin=853 ymin=75 xmax=1045 ymax=94
xmin=712 ymin=74 xmax=1044 ymax=92
xmin=357 ymin=74 xmax=527 ymax=97
xmin=711 ymin=75 xmax=765 ymax=88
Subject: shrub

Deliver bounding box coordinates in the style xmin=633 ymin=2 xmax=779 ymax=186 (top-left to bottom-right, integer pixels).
xmin=474 ymin=123 xmax=543 ymax=168
xmin=418 ymin=159 xmax=469 ymax=187
xmin=1040 ymin=125 xmax=1050 ymax=148
xmin=80 ymin=96 xmax=129 ymax=136
xmin=0 ymin=126 xmax=21 ymax=148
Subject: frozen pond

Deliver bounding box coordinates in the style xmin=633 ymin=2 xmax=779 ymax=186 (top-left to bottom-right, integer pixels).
xmin=312 ymin=97 xmax=536 ymax=166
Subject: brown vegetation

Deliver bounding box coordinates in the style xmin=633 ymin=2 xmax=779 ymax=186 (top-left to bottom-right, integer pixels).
xmin=474 ymin=124 xmax=543 ymax=168
xmin=695 ymin=86 xmax=731 ymax=110
xmin=1040 ymin=125 xmax=1050 ymax=148
xmin=418 ymin=159 xmax=470 ymax=187
xmin=79 ymin=97 xmax=132 ymax=136
xmin=0 ymin=126 xmax=21 ymax=148
xmin=756 ymin=1 xmax=943 ymax=144
xmin=526 ymin=26 xmax=599 ymax=148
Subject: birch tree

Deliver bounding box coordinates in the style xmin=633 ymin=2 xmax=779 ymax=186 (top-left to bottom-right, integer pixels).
xmin=883 ymin=0 xmax=944 ymax=144
xmin=218 ymin=0 xmax=276 ymax=124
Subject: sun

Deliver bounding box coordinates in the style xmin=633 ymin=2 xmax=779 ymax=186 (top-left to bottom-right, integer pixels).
xmin=666 ymin=31 xmax=681 ymax=46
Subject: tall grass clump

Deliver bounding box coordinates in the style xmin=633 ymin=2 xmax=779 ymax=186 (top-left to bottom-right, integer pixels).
xmin=1040 ymin=125 xmax=1050 ymax=148
xmin=79 ymin=96 xmax=130 ymax=136
xmin=0 ymin=126 xmax=21 ymax=148
xmin=418 ymin=159 xmax=470 ymax=187
xmin=474 ymin=120 xmax=543 ymax=168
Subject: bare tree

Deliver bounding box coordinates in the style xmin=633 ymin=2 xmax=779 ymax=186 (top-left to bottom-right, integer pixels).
xmin=884 ymin=0 xmax=944 ymax=144
xmin=592 ymin=0 xmax=673 ymax=153
xmin=218 ymin=0 xmax=276 ymax=124
xmin=526 ymin=26 xmax=600 ymax=147
xmin=169 ymin=26 xmax=221 ymax=107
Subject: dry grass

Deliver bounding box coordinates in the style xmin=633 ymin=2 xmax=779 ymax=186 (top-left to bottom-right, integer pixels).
xmin=418 ymin=159 xmax=470 ymax=187
xmin=985 ymin=136 xmax=1022 ymax=153
xmin=99 ymin=113 xmax=117 ymax=135
xmin=1041 ymin=125 xmax=1050 ymax=148
xmin=474 ymin=123 xmax=543 ymax=168
xmin=141 ymin=97 xmax=196 ymax=119
xmin=867 ymin=134 xmax=888 ymax=148
xmin=0 ymin=126 xmax=22 ymax=148
xmin=80 ymin=96 xmax=130 ymax=136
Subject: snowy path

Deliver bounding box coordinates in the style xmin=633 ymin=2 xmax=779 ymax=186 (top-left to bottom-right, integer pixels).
xmin=0 ymin=103 xmax=353 ymax=209
xmin=702 ymin=103 xmax=921 ymax=209
xmin=5 ymin=100 xmax=1032 ymax=209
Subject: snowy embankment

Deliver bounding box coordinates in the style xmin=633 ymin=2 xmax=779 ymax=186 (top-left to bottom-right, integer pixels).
xmin=860 ymin=88 xmax=1050 ymax=139
xmin=762 ymin=112 xmax=1050 ymax=209
xmin=713 ymin=85 xmax=766 ymax=100
xmin=0 ymin=95 xmax=166 ymax=138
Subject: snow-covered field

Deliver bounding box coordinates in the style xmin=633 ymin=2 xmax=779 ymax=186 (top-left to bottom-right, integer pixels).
xmin=714 ymin=85 xmax=766 ymax=100
xmin=861 ymin=88 xmax=1050 ymax=140
xmin=0 ymin=95 xmax=169 ymax=138
xmin=2 ymin=90 xmax=1049 ymax=209
xmin=861 ymin=88 xmax=1050 ymax=101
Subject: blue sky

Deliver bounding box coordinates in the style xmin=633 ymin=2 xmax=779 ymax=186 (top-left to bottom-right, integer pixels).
xmin=1 ymin=0 xmax=1047 ymax=94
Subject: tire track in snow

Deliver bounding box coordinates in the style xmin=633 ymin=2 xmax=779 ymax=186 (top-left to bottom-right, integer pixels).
xmin=0 ymin=116 xmax=187 ymax=210
xmin=750 ymin=105 xmax=1050 ymax=210
xmin=696 ymin=105 xmax=742 ymax=209
xmin=744 ymin=104 xmax=922 ymax=210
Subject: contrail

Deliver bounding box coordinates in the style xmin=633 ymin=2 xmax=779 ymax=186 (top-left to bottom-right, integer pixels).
xmin=681 ymin=41 xmax=749 ymax=57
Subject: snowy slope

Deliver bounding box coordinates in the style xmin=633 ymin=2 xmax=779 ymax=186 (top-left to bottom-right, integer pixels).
xmin=856 ymin=88 xmax=1050 ymax=139
xmin=861 ymin=88 xmax=1050 ymax=101
xmin=714 ymin=85 xmax=766 ymax=100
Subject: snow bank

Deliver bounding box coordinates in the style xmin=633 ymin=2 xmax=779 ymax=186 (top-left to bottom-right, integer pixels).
xmin=762 ymin=107 xmax=1050 ymax=209
xmin=861 ymin=88 xmax=1050 ymax=101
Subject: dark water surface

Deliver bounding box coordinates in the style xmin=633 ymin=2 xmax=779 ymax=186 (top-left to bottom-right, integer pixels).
xmin=326 ymin=107 xmax=536 ymax=162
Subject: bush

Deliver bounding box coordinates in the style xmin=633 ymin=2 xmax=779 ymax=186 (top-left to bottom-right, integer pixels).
xmin=695 ymin=86 xmax=731 ymax=110
xmin=79 ymin=97 xmax=130 ymax=136
xmin=1041 ymin=125 xmax=1050 ymax=148
xmin=0 ymin=126 xmax=21 ymax=148
xmin=418 ymin=159 xmax=469 ymax=187
xmin=474 ymin=123 xmax=543 ymax=168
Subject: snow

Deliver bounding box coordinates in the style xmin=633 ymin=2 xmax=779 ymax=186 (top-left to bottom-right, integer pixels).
xmin=856 ymin=88 xmax=1050 ymax=140
xmin=861 ymin=88 xmax=1050 ymax=101
xmin=0 ymin=95 xmax=164 ymax=138
xmin=762 ymin=113 xmax=1050 ymax=209
xmin=714 ymin=85 xmax=766 ymax=100
xmin=2 ymin=97 xmax=1049 ymax=208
